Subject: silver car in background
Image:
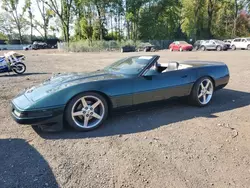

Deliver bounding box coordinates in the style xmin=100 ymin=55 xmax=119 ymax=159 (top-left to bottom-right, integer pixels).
xmin=200 ymin=40 xmax=229 ymax=51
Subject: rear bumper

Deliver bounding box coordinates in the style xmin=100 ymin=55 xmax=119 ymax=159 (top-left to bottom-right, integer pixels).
xmin=11 ymin=102 xmax=65 ymax=131
xmin=183 ymin=46 xmax=193 ymax=51
xmin=215 ymin=74 xmax=230 ymax=90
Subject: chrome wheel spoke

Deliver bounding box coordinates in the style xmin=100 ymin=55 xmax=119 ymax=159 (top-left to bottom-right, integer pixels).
xmin=205 ymin=82 xmax=210 ymax=89
xmin=92 ymin=112 xmax=102 ymax=120
xmin=73 ymin=111 xmax=83 ymax=117
xmin=201 ymin=82 xmax=205 ymax=89
xmin=81 ymin=97 xmax=88 ymax=107
xmin=203 ymin=94 xmax=207 ymax=103
xmin=92 ymin=100 xmax=101 ymax=109
xmin=198 ymin=93 xmax=203 ymax=98
xmin=207 ymin=90 xmax=213 ymax=95
xmin=83 ymin=116 xmax=89 ymax=127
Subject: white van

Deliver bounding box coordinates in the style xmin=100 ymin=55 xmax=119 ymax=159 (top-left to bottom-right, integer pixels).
xmin=230 ymin=38 xmax=250 ymax=50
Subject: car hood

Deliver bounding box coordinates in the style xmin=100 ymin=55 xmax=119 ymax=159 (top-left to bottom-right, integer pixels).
xmin=24 ymin=70 xmax=124 ymax=102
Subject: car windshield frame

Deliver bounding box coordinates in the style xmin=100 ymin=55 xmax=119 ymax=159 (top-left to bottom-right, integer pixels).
xmin=104 ymin=56 xmax=155 ymax=76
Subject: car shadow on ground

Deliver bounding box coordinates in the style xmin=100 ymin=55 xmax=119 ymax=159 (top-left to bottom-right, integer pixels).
xmin=0 ymin=72 xmax=50 ymax=77
xmin=0 ymin=139 xmax=58 ymax=188
xmin=35 ymin=89 xmax=250 ymax=140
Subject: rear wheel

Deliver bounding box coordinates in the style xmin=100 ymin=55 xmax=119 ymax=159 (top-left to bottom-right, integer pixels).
xmin=12 ymin=63 xmax=26 ymax=74
xmin=201 ymin=46 xmax=206 ymax=51
xmin=65 ymin=92 xmax=108 ymax=131
xmin=189 ymin=77 xmax=214 ymax=107
xmin=247 ymin=45 xmax=250 ymax=50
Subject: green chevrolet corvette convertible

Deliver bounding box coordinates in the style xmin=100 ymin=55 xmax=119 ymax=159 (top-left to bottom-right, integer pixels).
xmin=11 ymin=55 xmax=229 ymax=131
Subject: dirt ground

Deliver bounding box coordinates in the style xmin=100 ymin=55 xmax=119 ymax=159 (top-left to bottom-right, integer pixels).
xmin=0 ymin=50 xmax=250 ymax=188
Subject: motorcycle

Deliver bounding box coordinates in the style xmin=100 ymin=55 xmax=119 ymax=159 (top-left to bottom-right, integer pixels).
xmin=0 ymin=51 xmax=26 ymax=74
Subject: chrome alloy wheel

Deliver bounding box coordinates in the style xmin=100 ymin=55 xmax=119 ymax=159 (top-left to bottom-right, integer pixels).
xmin=198 ymin=79 xmax=214 ymax=105
xmin=71 ymin=96 xmax=105 ymax=129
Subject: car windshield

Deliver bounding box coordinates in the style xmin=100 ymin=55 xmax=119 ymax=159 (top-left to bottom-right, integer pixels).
xmin=104 ymin=56 xmax=153 ymax=75
xmin=214 ymin=40 xmax=225 ymax=44
xmin=179 ymin=41 xmax=188 ymax=44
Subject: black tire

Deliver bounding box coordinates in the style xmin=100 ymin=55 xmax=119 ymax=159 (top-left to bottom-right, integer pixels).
xmin=232 ymin=45 xmax=236 ymax=50
xmin=201 ymin=46 xmax=206 ymax=51
xmin=189 ymin=77 xmax=214 ymax=107
xmin=247 ymin=45 xmax=250 ymax=50
xmin=12 ymin=63 xmax=26 ymax=74
xmin=65 ymin=92 xmax=109 ymax=131
xmin=216 ymin=46 xmax=222 ymax=51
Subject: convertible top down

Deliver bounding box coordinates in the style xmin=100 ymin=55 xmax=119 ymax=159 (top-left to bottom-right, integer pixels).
xmin=11 ymin=55 xmax=230 ymax=131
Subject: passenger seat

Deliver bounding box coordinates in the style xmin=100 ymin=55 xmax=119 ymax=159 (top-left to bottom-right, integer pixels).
xmin=162 ymin=62 xmax=179 ymax=73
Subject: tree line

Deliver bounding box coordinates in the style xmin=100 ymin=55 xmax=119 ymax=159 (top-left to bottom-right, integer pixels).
xmin=0 ymin=0 xmax=249 ymax=44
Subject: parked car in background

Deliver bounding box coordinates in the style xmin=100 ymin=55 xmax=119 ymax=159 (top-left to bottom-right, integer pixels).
xmin=33 ymin=41 xmax=49 ymax=49
xmin=230 ymin=38 xmax=250 ymax=50
xmin=193 ymin=40 xmax=205 ymax=50
xmin=121 ymin=45 xmax=136 ymax=53
xmin=223 ymin=39 xmax=232 ymax=49
xmin=169 ymin=41 xmax=193 ymax=52
xmin=200 ymin=40 xmax=228 ymax=51
xmin=137 ymin=43 xmax=156 ymax=52
xmin=23 ymin=42 xmax=57 ymax=50
xmin=23 ymin=44 xmax=38 ymax=51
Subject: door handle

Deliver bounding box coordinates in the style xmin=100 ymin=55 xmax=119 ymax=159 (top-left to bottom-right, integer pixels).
xmin=181 ymin=75 xmax=188 ymax=78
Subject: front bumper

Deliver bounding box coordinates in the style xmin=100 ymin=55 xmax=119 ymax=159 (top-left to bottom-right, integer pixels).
xmin=223 ymin=45 xmax=229 ymax=50
xmin=11 ymin=102 xmax=65 ymax=131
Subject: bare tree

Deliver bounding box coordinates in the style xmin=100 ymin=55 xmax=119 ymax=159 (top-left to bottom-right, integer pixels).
xmin=33 ymin=0 xmax=54 ymax=41
xmin=1 ymin=0 xmax=30 ymax=43
xmin=42 ymin=0 xmax=73 ymax=43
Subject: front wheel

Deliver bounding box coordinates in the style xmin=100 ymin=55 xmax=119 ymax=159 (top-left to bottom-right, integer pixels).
xmin=232 ymin=45 xmax=236 ymax=50
xmin=189 ymin=77 xmax=214 ymax=107
xmin=65 ymin=92 xmax=108 ymax=131
xmin=247 ymin=45 xmax=250 ymax=50
xmin=216 ymin=46 xmax=222 ymax=51
xmin=12 ymin=63 xmax=26 ymax=74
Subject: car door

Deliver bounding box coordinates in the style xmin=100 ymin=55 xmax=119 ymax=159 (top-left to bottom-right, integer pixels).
xmin=132 ymin=69 xmax=193 ymax=105
xmin=206 ymin=40 xmax=215 ymax=50
xmin=234 ymin=39 xmax=240 ymax=48
xmin=211 ymin=41 xmax=217 ymax=50
xmin=241 ymin=39 xmax=247 ymax=49
xmin=173 ymin=42 xmax=179 ymax=51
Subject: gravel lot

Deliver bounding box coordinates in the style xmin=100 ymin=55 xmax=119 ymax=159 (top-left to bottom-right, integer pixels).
xmin=0 ymin=50 xmax=250 ymax=188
